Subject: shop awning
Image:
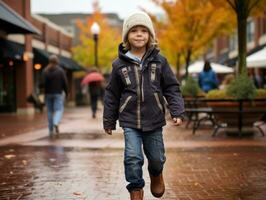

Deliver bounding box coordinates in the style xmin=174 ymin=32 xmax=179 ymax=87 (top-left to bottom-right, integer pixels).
xmin=33 ymin=48 xmax=50 ymax=65
xmin=0 ymin=1 xmax=40 ymax=34
xmin=247 ymin=47 xmax=266 ymax=68
xmin=59 ymin=56 xmax=84 ymax=71
xmin=33 ymin=48 xmax=84 ymax=71
xmin=0 ymin=39 xmax=24 ymax=60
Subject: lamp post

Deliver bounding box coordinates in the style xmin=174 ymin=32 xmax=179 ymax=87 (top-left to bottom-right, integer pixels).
xmin=90 ymin=22 xmax=100 ymax=68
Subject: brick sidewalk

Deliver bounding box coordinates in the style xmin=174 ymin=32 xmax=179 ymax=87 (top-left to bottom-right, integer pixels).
xmin=1 ymin=146 xmax=266 ymax=200
xmin=1 ymin=107 xmax=266 ymax=199
xmin=0 ymin=106 xmax=101 ymax=140
xmin=0 ymin=112 xmax=47 ymax=139
xmin=1 ymin=106 xmax=266 ymax=148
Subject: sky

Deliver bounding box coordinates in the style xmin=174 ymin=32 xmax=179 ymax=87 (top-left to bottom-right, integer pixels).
xmin=31 ymin=0 xmax=164 ymax=19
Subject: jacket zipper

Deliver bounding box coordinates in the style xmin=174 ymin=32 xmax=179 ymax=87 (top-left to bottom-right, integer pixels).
xmin=134 ymin=65 xmax=141 ymax=129
xmin=119 ymin=96 xmax=132 ymax=113
xmin=141 ymin=74 xmax=144 ymax=102
xmin=154 ymin=93 xmax=163 ymax=112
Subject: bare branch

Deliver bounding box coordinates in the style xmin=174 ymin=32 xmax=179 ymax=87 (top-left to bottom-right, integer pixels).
xmin=247 ymin=0 xmax=261 ymax=15
xmin=226 ymin=0 xmax=237 ymax=11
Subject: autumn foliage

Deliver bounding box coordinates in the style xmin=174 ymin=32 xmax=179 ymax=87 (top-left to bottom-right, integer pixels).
xmin=151 ymin=0 xmax=233 ymax=77
xmin=72 ymin=1 xmax=121 ymax=72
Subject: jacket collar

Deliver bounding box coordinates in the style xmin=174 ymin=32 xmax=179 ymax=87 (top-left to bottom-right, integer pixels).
xmin=118 ymin=43 xmax=159 ymax=65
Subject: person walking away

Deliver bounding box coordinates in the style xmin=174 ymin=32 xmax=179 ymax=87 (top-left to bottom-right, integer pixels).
xmin=88 ymin=81 xmax=102 ymax=118
xmin=103 ymin=11 xmax=185 ymax=200
xmin=198 ymin=61 xmax=219 ymax=93
xmin=41 ymin=55 xmax=68 ymax=138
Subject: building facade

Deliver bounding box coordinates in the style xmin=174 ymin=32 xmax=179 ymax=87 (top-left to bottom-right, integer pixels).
xmin=0 ymin=0 xmax=82 ymax=114
xmin=207 ymin=12 xmax=266 ymax=67
xmin=38 ymin=13 xmax=123 ymax=45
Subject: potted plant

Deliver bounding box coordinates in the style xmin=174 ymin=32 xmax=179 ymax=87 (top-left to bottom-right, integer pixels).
xmin=181 ymin=76 xmax=205 ymax=98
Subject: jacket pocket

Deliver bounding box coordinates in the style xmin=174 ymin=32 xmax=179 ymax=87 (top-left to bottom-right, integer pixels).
xmin=119 ymin=95 xmax=132 ymax=113
xmin=154 ymin=93 xmax=163 ymax=112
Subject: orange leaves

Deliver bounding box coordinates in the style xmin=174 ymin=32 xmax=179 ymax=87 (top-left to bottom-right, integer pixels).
xmin=151 ymin=0 xmax=233 ymax=68
xmin=72 ymin=1 xmax=121 ymax=71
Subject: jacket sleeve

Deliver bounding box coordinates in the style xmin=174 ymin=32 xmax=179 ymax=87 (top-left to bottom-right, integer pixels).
xmin=161 ymin=57 xmax=185 ymax=119
xmin=103 ymin=64 xmax=123 ymax=130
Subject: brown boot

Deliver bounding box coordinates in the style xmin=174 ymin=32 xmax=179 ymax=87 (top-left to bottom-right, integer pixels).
xmin=150 ymin=173 xmax=165 ymax=198
xmin=130 ymin=189 xmax=144 ymax=200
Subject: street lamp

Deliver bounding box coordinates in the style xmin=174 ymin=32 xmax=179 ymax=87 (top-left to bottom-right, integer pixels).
xmin=90 ymin=22 xmax=100 ymax=68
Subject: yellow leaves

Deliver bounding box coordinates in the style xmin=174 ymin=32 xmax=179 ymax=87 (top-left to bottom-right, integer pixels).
xmin=4 ymin=154 xmax=16 ymax=159
xmin=22 ymin=160 xmax=28 ymax=165
xmin=194 ymin=182 xmax=199 ymax=186
xmin=152 ymin=0 xmax=234 ymax=67
xmin=72 ymin=1 xmax=121 ymax=71
xmin=73 ymin=191 xmax=82 ymax=196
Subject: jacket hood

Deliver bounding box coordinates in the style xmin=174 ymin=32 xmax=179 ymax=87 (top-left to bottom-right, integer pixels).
xmin=118 ymin=43 xmax=160 ymax=64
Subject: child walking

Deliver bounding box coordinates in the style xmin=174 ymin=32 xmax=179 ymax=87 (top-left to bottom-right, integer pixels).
xmin=103 ymin=11 xmax=185 ymax=200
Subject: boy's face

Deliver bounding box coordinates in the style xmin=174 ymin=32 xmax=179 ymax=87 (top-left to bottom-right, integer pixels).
xmin=128 ymin=25 xmax=149 ymax=50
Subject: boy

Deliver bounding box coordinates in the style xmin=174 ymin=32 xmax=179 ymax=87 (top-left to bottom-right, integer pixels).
xmin=103 ymin=11 xmax=185 ymax=200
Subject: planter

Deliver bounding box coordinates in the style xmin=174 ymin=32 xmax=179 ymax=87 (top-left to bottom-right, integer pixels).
xmin=207 ymin=99 xmax=266 ymax=136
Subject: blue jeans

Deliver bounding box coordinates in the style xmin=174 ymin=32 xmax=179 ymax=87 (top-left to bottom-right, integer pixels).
xmin=123 ymin=127 xmax=166 ymax=192
xmin=45 ymin=94 xmax=64 ymax=134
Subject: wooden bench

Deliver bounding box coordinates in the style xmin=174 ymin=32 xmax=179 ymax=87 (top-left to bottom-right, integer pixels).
xmin=185 ymin=98 xmax=266 ymax=137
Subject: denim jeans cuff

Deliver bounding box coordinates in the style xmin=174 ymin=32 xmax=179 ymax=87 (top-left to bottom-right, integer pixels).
xmin=126 ymin=182 xmax=145 ymax=192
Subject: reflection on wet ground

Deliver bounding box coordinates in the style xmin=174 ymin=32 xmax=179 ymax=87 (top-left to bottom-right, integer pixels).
xmin=1 ymin=146 xmax=266 ymax=200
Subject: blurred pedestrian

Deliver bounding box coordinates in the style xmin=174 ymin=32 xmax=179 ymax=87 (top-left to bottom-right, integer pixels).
xmin=219 ymin=74 xmax=234 ymax=90
xmin=88 ymin=81 xmax=102 ymax=118
xmin=254 ymin=68 xmax=264 ymax=88
xmin=103 ymin=11 xmax=185 ymax=200
xmin=41 ymin=55 xmax=68 ymax=139
xmin=198 ymin=60 xmax=219 ymax=92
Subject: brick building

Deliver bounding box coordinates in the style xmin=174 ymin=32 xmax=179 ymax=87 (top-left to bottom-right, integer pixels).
xmin=0 ymin=0 xmax=82 ymax=114
xmin=207 ymin=12 xmax=266 ymax=67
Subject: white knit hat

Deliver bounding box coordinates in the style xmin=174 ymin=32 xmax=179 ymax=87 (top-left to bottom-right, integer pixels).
xmin=122 ymin=11 xmax=155 ymax=43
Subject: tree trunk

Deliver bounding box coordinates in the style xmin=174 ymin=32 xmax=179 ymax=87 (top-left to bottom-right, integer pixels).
xmin=237 ymin=12 xmax=247 ymax=75
xmin=185 ymin=49 xmax=191 ymax=79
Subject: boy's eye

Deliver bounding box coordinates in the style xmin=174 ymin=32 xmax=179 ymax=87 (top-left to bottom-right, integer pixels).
xmin=130 ymin=27 xmax=148 ymax=33
xmin=141 ymin=29 xmax=148 ymax=33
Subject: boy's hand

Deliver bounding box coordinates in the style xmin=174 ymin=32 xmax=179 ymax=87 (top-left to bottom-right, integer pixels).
xmin=172 ymin=117 xmax=183 ymax=126
xmin=105 ymin=129 xmax=112 ymax=135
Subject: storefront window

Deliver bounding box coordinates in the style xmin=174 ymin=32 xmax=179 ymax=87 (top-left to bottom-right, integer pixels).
xmin=229 ymin=33 xmax=237 ymax=51
xmin=0 ymin=61 xmax=16 ymax=112
xmin=247 ymin=20 xmax=255 ymax=43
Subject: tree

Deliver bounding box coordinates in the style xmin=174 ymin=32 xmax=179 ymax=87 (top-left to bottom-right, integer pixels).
xmin=72 ymin=0 xmax=121 ymax=72
xmin=212 ymin=0 xmax=266 ymax=75
xmin=151 ymin=0 xmax=232 ymax=78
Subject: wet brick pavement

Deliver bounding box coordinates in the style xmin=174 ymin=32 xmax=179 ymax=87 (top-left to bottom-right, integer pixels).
xmin=0 ymin=113 xmax=47 ymax=139
xmin=1 ymin=146 xmax=266 ymax=200
xmin=1 ymin=107 xmax=266 ymax=199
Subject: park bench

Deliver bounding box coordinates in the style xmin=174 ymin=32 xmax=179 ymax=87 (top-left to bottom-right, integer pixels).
xmin=185 ymin=98 xmax=266 ymax=137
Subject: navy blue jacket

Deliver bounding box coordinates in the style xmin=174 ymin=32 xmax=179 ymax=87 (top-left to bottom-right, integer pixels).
xmin=103 ymin=44 xmax=185 ymax=132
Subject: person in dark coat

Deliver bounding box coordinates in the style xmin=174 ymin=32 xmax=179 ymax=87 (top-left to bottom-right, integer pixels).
xmin=41 ymin=55 xmax=68 ymax=138
xmin=88 ymin=81 xmax=102 ymax=118
xmin=103 ymin=11 xmax=185 ymax=199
